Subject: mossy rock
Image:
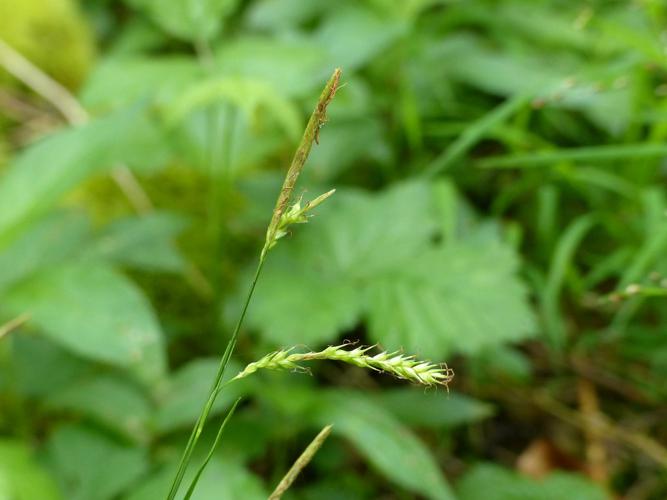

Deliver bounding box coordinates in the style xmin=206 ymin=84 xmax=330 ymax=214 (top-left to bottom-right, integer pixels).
xmin=0 ymin=0 xmax=96 ymax=89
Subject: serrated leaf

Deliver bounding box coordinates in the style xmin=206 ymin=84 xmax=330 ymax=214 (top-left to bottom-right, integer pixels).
xmin=310 ymin=391 xmax=455 ymax=500
xmin=3 ymin=263 xmax=167 ymax=385
xmin=366 ymin=239 xmax=534 ymax=355
xmin=457 ymin=464 xmax=608 ymax=500
xmin=0 ymin=440 xmax=62 ymax=500
xmin=45 ymin=424 xmax=149 ymax=500
xmin=247 ymin=180 xmax=535 ymax=358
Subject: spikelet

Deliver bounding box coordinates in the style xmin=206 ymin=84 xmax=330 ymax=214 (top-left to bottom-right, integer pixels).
xmin=233 ymin=344 xmax=453 ymax=387
xmin=263 ymin=68 xmax=341 ymax=255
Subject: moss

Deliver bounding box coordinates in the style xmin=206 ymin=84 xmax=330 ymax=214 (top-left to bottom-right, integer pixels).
xmin=0 ymin=0 xmax=96 ymax=89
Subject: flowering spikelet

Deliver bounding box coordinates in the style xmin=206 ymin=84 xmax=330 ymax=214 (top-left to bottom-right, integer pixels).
xmin=267 ymin=189 xmax=336 ymax=250
xmin=233 ymin=344 xmax=453 ymax=387
xmin=264 ymin=68 xmax=341 ymax=254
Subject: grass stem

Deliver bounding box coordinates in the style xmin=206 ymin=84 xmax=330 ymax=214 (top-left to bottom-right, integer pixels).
xmin=166 ymin=68 xmax=342 ymax=500
xmin=268 ymin=425 xmax=333 ymax=500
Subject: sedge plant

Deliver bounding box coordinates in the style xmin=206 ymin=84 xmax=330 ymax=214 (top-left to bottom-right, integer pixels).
xmin=166 ymin=68 xmax=343 ymax=500
xmin=167 ymin=68 xmax=454 ymax=499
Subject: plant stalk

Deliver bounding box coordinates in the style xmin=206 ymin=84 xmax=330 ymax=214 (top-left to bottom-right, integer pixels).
xmin=166 ymin=68 xmax=341 ymax=500
xmin=268 ymin=425 xmax=333 ymax=500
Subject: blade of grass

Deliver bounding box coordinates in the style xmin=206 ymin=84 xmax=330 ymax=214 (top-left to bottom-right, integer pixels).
xmin=166 ymin=68 xmax=342 ymax=500
xmin=478 ymin=143 xmax=667 ymax=169
xmin=182 ymin=398 xmax=242 ymax=500
xmin=0 ymin=313 xmax=29 ymax=341
xmin=268 ymin=425 xmax=333 ymax=500
xmin=423 ymin=93 xmax=529 ymax=177
xmin=541 ymin=215 xmax=596 ymax=352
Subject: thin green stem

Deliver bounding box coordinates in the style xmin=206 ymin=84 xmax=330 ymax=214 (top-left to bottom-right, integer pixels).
xmin=183 ymin=397 xmax=242 ymax=500
xmin=166 ymin=258 xmax=265 ymax=500
xmin=268 ymin=425 xmax=333 ymax=500
xmin=166 ymin=68 xmax=342 ymax=500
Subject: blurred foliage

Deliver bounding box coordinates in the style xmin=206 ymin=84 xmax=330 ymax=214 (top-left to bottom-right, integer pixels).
xmin=0 ymin=0 xmax=95 ymax=89
xmin=1 ymin=0 xmax=667 ymax=498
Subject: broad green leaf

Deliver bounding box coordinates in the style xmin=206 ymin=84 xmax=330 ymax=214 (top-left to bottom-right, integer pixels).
xmin=82 ymin=212 xmax=188 ymax=272
xmin=44 ymin=374 xmax=152 ymax=443
xmin=5 ymin=334 xmax=91 ymax=398
xmin=247 ymin=180 xmax=535 ymax=357
xmin=310 ymin=391 xmax=455 ymax=500
xmin=457 ymin=464 xmax=607 ymax=500
xmin=365 ymin=237 xmax=535 ymax=356
xmin=0 ymin=440 xmax=61 ymax=500
xmin=127 ymin=0 xmax=238 ymax=41
xmin=0 ymin=105 xmax=166 ymax=244
xmin=3 ymin=263 xmax=166 ymax=385
xmin=314 ymin=6 xmax=407 ymax=71
xmin=45 ymin=424 xmax=149 ymax=500
xmin=0 ymin=211 xmax=90 ymax=292
xmin=376 ymin=389 xmax=494 ymax=428
xmin=152 ymin=358 xmax=244 ymax=433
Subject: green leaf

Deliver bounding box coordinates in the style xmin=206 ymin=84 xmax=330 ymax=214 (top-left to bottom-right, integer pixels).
xmin=127 ymin=0 xmax=238 ymax=41
xmin=314 ymin=6 xmax=407 ymax=71
xmin=6 ymin=335 xmax=91 ymax=398
xmin=457 ymin=464 xmax=607 ymax=500
xmin=247 ymin=180 xmax=535 ymax=358
xmin=45 ymin=424 xmax=149 ymax=500
xmin=82 ymin=212 xmax=188 ymax=272
xmin=310 ymin=391 xmax=455 ymax=500
xmin=365 ymin=236 xmax=535 ymax=356
xmin=44 ymin=374 xmax=152 ymax=443
xmin=3 ymin=263 xmax=166 ymax=385
xmin=0 ymin=105 xmax=166 ymax=244
xmin=0 ymin=440 xmax=61 ymax=500
xmin=375 ymin=389 xmax=494 ymax=428
xmin=0 ymin=211 xmax=90 ymax=293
